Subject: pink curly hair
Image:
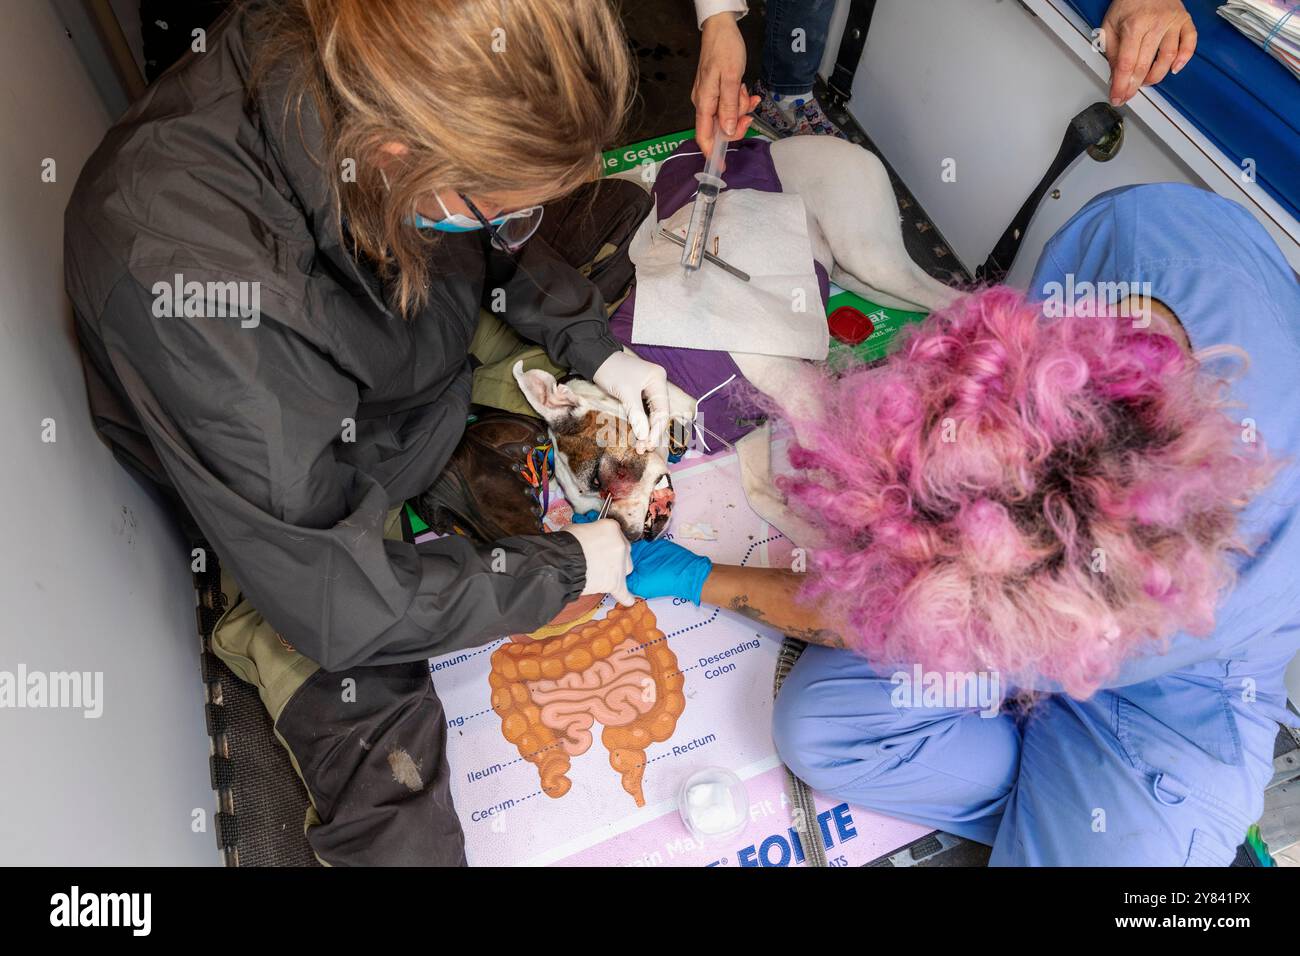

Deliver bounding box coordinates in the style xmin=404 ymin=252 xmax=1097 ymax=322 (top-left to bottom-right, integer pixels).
xmin=779 ymin=287 xmax=1277 ymax=698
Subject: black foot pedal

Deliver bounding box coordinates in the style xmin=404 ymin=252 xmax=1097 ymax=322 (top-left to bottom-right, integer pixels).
xmin=976 ymin=102 xmax=1124 ymax=284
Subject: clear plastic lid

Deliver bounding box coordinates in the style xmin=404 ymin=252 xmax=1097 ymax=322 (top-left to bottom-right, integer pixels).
xmin=677 ymin=766 xmax=749 ymax=841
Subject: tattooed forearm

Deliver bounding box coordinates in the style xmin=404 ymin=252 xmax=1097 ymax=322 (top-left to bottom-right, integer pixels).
xmin=726 ymin=594 xmax=765 ymax=623
xmin=728 ymin=594 xmax=848 ymax=647
xmin=700 ymin=569 xmax=849 ymax=649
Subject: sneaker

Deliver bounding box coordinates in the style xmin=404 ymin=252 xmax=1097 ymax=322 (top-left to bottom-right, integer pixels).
xmin=789 ymin=94 xmax=849 ymax=140
xmin=751 ymin=79 xmax=797 ymax=138
xmin=752 ymin=80 xmax=848 ymax=141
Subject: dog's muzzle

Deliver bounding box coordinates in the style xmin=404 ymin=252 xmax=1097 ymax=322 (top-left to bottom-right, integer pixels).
xmin=643 ymin=473 xmax=674 ymax=540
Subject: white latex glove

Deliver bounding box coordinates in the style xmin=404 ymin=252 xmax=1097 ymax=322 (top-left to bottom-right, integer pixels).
xmin=592 ymin=351 xmax=671 ymax=453
xmin=565 ymin=518 xmax=635 ymax=607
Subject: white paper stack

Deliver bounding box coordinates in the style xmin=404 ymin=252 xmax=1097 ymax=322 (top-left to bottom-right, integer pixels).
xmin=1218 ymin=0 xmax=1300 ymax=80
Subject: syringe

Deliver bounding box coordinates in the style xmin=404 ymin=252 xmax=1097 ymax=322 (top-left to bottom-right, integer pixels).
xmin=680 ymin=134 xmax=728 ymax=274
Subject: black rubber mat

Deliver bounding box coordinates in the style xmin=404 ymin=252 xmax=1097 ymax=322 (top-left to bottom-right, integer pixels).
xmin=195 ymin=555 xmax=319 ymax=867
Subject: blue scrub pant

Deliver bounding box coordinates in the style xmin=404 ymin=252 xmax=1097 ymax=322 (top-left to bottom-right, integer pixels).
xmin=773 ymin=647 xmax=1289 ymax=865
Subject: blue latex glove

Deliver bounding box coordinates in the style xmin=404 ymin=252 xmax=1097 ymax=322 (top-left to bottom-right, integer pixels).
xmin=571 ymin=510 xmax=599 ymax=524
xmin=627 ymin=538 xmax=713 ymax=605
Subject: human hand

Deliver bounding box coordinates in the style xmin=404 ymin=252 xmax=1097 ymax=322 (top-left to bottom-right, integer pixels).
xmin=565 ymin=518 xmax=635 ymax=607
xmin=592 ymin=351 xmax=670 ymax=452
xmin=626 ymin=538 xmax=713 ymax=605
xmin=693 ymin=13 xmax=761 ymax=159
xmin=1099 ymin=0 xmax=1197 ymax=106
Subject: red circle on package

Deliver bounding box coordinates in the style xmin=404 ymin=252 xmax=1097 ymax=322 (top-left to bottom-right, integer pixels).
xmin=828 ymin=306 xmax=874 ymax=345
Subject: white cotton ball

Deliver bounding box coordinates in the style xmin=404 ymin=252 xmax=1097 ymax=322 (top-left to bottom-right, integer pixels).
xmin=686 ymin=782 xmax=740 ymax=834
xmin=687 ymin=781 xmax=724 ymax=809
xmin=679 ymin=767 xmax=748 ymax=840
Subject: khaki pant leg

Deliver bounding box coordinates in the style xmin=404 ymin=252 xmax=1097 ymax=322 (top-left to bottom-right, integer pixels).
xmin=209 ymin=507 xmax=465 ymax=865
xmin=209 ymin=508 xmax=406 ymax=718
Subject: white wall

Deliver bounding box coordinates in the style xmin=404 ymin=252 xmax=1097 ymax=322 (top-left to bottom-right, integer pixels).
xmin=842 ymin=0 xmax=1198 ymax=284
xmin=0 ymin=0 xmax=216 ymax=865
xmin=833 ymin=0 xmax=1299 ymax=279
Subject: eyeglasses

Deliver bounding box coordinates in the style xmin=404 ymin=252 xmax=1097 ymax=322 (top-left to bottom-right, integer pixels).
xmin=429 ymin=193 xmax=544 ymax=255
xmin=460 ymin=194 xmax=544 ymax=254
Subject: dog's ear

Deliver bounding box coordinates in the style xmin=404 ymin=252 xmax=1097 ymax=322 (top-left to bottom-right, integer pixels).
xmin=513 ymin=361 xmax=581 ymax=424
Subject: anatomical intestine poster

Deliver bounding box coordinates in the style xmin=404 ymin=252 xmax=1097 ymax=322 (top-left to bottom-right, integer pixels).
xmin=426 ymin=444 xmax=931 ymax=866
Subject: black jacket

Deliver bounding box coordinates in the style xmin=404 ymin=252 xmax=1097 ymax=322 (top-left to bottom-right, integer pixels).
xmin=64 ymin=5 xmax=619 ymax=669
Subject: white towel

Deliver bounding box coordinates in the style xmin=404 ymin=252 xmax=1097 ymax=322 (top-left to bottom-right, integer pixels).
xmin=628 ymin=188 xmax=829 ymax=361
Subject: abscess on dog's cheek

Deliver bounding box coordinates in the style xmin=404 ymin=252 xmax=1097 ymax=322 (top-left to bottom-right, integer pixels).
xmin=598 ymin=453 xmax=649 ymax=498
xmin=547 ymin=406 xmax=674 ymax=535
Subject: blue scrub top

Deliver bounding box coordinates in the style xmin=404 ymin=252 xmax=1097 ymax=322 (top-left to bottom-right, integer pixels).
xmin=1028 ymin=183 xmax=1300 ymax=697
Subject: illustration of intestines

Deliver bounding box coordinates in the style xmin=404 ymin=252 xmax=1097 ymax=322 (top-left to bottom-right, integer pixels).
xmin=488 ymin=601 xmax=685 ymax=806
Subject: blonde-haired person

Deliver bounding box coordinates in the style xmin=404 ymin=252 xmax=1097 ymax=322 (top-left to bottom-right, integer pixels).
xmin=66 ymin=0 xmax=667 ymax=866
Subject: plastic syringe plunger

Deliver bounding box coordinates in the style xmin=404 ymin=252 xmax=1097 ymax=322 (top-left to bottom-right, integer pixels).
xmin=680 ymin=135 xmax=729 ymax=274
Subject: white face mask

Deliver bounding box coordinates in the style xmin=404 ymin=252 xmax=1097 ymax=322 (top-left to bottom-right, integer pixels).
xmin=415 ymin=194 xmax=545 ymax=251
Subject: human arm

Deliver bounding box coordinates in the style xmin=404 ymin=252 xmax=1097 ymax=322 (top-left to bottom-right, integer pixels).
xmin=627 ymin=538 xmax=848 ymax=648
xmin=498 ymin=238 xmax=669 ymax=446
xmin=694 ymin=0 xmax=747 ymax=29
xmin=496 ymin=234 xmax=622 ymax=380
xmin=701 ymin=564 xmax=849 ymax=648
xmin=99 ymin=275 xmax=593 ymax=670
xmin=692 ymin=4 xmax=760 ymax=158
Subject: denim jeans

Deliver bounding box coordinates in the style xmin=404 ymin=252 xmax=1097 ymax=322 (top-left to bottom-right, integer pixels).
xmin=762 ymin=0 xmax=838 ymax=95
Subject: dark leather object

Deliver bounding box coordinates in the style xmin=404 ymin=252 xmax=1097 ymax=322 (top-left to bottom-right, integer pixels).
xmin=533 ymin=178 xmax=653 ymax=305
xmin=412 ymin=410 xmax=550 ymax=543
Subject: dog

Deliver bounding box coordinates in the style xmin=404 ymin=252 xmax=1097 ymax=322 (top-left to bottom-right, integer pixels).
xmin=519 ymin=136 xmax=959 ymax=546
xmin=513 ymin=360 xmax=696 ymax=541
